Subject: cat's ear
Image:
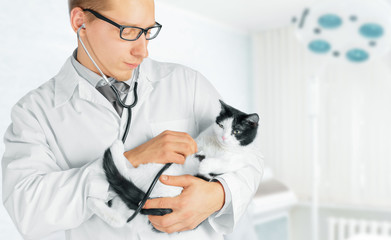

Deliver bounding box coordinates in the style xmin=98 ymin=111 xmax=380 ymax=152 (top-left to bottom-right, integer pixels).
xmin=219 ymin=99 xmax=229 ymax=112
xmin=245 ymin=113 xmax=259 ymax=127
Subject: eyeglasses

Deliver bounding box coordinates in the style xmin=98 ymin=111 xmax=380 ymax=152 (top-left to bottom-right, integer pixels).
xmin=83 ymin=9 xmax=162 ymax=41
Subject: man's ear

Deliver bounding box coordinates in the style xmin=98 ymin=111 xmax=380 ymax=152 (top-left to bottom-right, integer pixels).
xmin=70 ymin=7 xmax=86 ymax=33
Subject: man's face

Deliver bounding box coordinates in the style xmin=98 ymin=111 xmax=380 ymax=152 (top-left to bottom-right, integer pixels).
xmin=82 ymin=0 xmax=155 ymax=81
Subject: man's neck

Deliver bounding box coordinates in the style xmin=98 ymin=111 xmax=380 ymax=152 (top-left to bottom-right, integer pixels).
xmin=76 ymin=44 xmax=103 ymax=76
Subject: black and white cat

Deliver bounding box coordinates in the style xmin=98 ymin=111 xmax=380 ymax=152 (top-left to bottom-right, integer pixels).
xmin=88 ymin=100 xmax=262 ymax=234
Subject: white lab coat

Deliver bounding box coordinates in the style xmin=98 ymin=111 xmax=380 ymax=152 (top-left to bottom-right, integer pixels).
xmin=2 ymin=57 xmax=263 ymax=239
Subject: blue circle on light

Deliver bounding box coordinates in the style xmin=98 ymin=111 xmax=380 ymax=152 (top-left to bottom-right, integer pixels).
xmin=360 ymin=23 xmax=384 ymax=39
xmin=346 ymin=49 xmax=369 ymax=62
xmin=308 ymin=40 xmax=331 ymax=54
xmin=318 ymin=14 xmax=342 ymax=29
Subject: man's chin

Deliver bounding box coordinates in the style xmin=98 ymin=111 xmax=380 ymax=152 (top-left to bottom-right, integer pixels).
xmin=113 ymin=71 xmax=133 ymax=82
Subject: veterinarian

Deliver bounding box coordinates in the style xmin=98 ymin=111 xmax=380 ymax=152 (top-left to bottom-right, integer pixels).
xmin=1 ymin=0 xmax=263 ymax=239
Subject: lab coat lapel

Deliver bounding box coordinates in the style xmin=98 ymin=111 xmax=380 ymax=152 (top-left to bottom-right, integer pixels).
xmin=123 ymin=60 xmax=154 ymax=111
xmin=54 ymin=57 xmax=79 ymax=108
xmin=78 ymin=62 xmax=154 ymax=118
xmin=119 ymin=69 xmax=153 ymax=138
xmin=78 ymin=79 xmax=119 ymax=117
xmin=54 ymin=56 xmax=156 ymax=120
xmin=53 ymin=57 xmax=120 ymax=117
xmin=132 ymin=73 xmax=153 ymax=109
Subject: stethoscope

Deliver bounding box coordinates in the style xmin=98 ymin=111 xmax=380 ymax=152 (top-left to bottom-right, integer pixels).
xmin=77 ymin=25 xmax=172 ymax=222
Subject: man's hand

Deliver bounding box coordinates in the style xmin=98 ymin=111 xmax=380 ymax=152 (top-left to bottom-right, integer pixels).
xmin=124 ymin=130 xmax=197 ymax=167
xmin=143 ymin=175 xmax=225 ymax=234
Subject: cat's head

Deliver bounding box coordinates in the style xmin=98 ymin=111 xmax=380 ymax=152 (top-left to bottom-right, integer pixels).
xmin=214 ymin=100 xmax=259 ymax=147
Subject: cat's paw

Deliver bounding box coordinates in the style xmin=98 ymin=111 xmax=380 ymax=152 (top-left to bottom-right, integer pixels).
xmin=199 ymin=158 xmax=225 ymax=179
xmin=198 ymin=158 xmax=218 ymax=174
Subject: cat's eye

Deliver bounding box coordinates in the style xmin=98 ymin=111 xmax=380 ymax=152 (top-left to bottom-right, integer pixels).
xmin=218 ymin=123 xmax=224 ymax=128
xmin=233 ymin=130 xmax=241 ymax=135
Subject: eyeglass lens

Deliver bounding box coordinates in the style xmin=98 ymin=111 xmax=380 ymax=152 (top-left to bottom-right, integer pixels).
xmin=121 ymin=26 xmax=160 ymax=40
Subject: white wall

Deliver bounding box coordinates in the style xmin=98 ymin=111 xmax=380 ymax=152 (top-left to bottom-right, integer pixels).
xmin=0 ymin=1 xmax=252 ymax=238
xmin=150 ymin=2 xmax=253 ymax=112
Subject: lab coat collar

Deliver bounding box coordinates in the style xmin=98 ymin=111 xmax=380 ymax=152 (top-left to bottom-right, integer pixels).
xmin=54 ymin=56 xmax=154 ymax=109
xmin=54 ymin=56 xmax=80 ymax=108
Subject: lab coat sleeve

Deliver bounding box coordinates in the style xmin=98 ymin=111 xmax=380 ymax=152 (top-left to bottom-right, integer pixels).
xmin=1 ymin=102 xmax=110 ymax=239
xmin=192 ymin=71 xmax=264 ymax=234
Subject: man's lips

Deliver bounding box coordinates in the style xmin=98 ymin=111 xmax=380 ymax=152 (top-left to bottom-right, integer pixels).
xmin=124 ymin=62 xmax=139 ymax=69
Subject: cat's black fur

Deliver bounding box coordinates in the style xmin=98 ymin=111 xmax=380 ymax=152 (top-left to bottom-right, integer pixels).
xmin=216 ymin=100 xmax=259 ymax=146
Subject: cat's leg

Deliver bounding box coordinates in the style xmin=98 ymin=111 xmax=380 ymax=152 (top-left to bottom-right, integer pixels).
xmin=110 ymin=140 xmax=134 ymax=177
xmin=199 ymin=156 xmax=248 ymax=176
xmin=198 ymin=157 xmax=226 ymax=176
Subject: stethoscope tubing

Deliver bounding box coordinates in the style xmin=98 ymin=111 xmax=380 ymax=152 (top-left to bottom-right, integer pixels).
xmin=77 ymin=25 xmax=172 ymax=222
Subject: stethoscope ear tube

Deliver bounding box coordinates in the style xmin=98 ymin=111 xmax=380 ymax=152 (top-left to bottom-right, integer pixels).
xmin=77 ymin=25 xmax=112 ymax=87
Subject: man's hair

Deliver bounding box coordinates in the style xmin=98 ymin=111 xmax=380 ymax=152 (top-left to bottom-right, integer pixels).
xmin=68 ymin=0 xmax=109 ymax=15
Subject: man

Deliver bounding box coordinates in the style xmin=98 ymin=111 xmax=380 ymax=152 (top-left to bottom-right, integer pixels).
xmin=2 ymin=0 xmax=263 ymax=239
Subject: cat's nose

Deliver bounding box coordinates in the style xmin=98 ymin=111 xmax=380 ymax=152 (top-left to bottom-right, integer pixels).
xmin=222 ymin=136 xmax=226 ymax=141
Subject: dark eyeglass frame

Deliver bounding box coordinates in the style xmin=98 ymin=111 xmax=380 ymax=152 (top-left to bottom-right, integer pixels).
xmin=83 ymin=8 xmax=162 ymax=41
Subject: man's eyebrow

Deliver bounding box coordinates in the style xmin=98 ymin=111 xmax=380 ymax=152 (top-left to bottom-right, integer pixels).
xmin=120 ymin=21 xmax=157 ymax=28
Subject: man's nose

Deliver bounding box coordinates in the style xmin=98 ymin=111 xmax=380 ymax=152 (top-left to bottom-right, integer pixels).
xmin=131 ymin=34 xmax=148 ymax=58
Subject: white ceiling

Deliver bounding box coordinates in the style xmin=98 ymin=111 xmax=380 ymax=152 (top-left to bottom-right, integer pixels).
xmin=157 ymin=0 xmax=317 ymax=32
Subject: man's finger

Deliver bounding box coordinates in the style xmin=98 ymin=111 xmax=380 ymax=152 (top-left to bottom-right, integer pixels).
xmin=159 ymin=174 xmax=194 ymax=188
xmin=143 ymin=196 xmax=178 ymax=210
xmin=173 ymin=142 xmax=196 ymax=158
xmin=148 ymin=212 xmax=180 ymax=228
xmin=166 ymin=152 xmax=186 ymax=165
xmin=148 ymin=212 xmax=191 ymax=234
xmin=159 ymin=130 xmax=197 ymax=153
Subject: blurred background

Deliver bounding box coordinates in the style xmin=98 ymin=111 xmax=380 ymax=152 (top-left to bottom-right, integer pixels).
xmin=1 ymin=0 xmax=390 ymax=239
